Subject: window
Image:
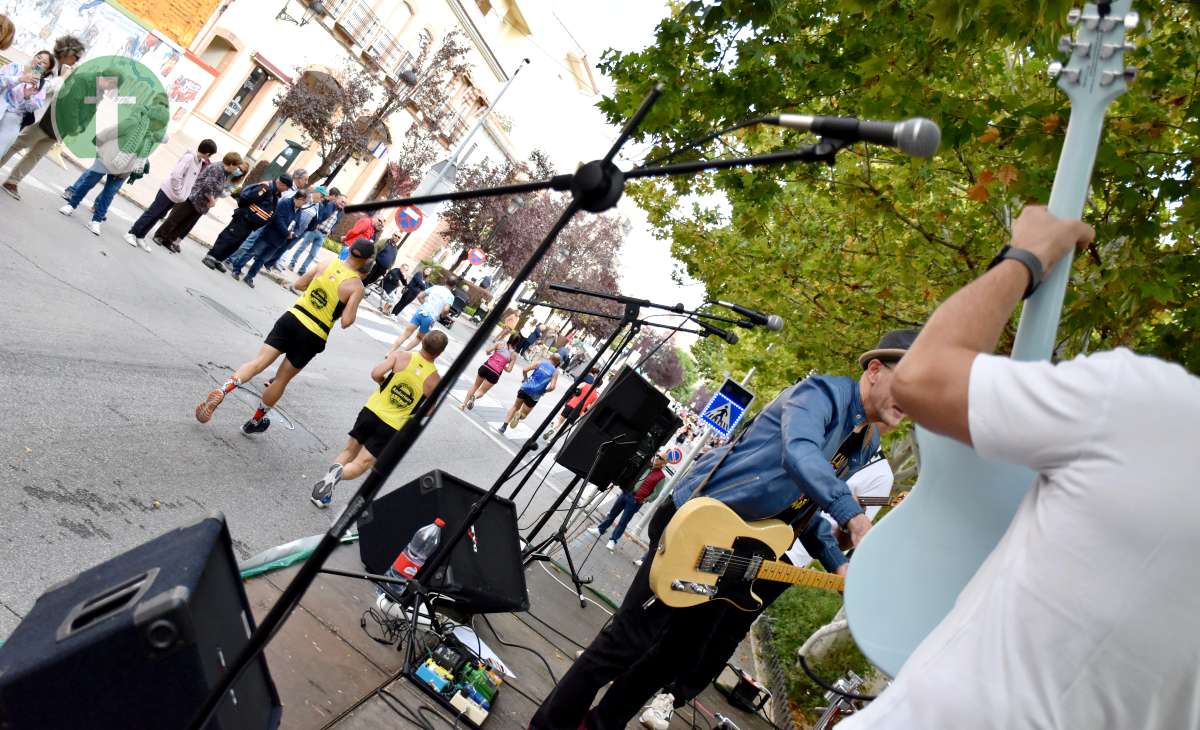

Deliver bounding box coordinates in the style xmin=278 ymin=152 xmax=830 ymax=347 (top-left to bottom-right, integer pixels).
xmin=200 ymin=36 xmax=236 ymax=71
xmin=217 ymin=66 xmax=267 ymax=131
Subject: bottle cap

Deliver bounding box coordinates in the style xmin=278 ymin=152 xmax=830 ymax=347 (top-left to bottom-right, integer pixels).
xmin=434 ymin=518 xmax=445 ymax=527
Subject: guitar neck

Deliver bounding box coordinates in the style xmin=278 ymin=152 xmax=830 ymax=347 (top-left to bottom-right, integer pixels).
xmin=756 ymin=560 xmax=844 ymax=592
xmin=859 ymin=497 xmax=892 ymax=507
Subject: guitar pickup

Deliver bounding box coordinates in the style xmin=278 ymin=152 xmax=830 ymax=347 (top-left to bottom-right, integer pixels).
xmin=670 ymin=580 xmax=717 ymax=597
xmin=697 ymin=546 xmax=734 ymax=573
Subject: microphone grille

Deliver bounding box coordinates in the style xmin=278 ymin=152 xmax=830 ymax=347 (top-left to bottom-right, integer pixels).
xmin=766 ymin=314 xmax=785 ymax=332
xmin=897 ymin=117 xmax=941 ymax=158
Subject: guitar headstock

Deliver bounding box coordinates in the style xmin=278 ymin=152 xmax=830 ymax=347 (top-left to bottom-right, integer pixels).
xmin=1048 ymin=2 xmax=1139 ymax=112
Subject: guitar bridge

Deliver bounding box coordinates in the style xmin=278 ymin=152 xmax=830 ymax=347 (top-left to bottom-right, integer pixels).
xmin=670 ymin=580 xmax=717 ymax=597
xmin=697 ymin=546 xmax=734 ymax=574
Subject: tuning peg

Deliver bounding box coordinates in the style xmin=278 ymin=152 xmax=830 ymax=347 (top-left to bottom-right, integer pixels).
xmin=1099 ymin=41 xmax=1136 ymax=59
xmin=1124 ymin=11 xmax=1140 ymax=30
xmin=1066 ymin=7 xmax=1081 ymax=25
xmin=1047 ymin=61 xmax=1063 ymax=79
xmin=1100 ymin=67 xmax=1137 ymax=86
xmin=1058 ymin=35 xmax=1092 ymax=56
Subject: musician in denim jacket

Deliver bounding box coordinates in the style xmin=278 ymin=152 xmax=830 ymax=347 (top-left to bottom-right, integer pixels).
xmin=532 ymin=329 xmax=916 ymax=730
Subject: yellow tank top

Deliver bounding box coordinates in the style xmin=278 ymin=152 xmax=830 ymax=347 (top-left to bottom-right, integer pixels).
xmin=288 ymin=259 xmax=360 ymax=340
xmin=365 ymin=352 xmax=437 ymax=429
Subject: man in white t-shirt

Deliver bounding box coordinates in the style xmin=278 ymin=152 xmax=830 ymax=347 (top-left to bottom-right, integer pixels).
xmin=841 ymin=206 xmax=1200 ymax=729
xmin=784 ymin=455 xmax=894 ymax=566
xmin=388 ymin=275 xmax=457 ymax=354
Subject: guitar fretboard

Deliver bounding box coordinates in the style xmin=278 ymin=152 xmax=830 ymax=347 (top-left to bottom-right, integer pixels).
xmin=755 ymin=561 xmax=844 ymax=592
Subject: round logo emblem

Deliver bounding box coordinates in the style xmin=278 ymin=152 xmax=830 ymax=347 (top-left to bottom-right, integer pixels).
xmin=309 ymin=288 xmax=329 ymax=309
xmin=54 ymin=56 xmax=169 ymax=175
xmin=389 ymin=382 xmax=416 ymax=409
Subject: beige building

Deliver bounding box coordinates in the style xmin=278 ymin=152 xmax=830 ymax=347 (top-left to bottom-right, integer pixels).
xmin=168 ymin=0 xmax=563 ymax=265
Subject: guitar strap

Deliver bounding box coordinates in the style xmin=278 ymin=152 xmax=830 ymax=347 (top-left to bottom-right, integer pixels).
xmin=686 ymin=401 xmax=879 ymax=533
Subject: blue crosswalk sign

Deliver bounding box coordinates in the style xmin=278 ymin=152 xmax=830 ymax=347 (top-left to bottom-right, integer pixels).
xmin=700 ymin=378 xmax=754 ymax=438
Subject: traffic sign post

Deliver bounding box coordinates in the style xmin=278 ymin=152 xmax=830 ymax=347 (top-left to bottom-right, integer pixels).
xmin=629 ymin=371 xmax=757 ymax=539
xmin=467 ymin=247 xmax=486 ymax=266
xmin=699 ymin=377 xmax=755 ymax=438
xmin=394 ymin=205 xmax=424 ymax=232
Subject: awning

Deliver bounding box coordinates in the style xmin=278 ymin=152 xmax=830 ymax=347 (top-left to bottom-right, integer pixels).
xmin=252 ymin=52 xmax=295 ymax=85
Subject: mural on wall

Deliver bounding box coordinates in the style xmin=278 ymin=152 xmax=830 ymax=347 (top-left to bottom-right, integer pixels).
xmin=0 ymin=0 xmax=216 ymax=130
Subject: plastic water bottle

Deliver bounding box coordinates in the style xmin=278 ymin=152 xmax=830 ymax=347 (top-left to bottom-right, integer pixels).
xmin=380 ymin=518 xmax=445 ymax=597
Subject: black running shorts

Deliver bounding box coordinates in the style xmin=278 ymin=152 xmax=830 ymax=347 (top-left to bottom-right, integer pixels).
xmin=264 ymin=311 xmax=326 ymax=370
xmin=349 ymin=407 xmax=397 ymax=458
xmin=478 ymin=364 xmax=501 ymax=385
xmin=517 ymin=390 xmax=539 ymax=408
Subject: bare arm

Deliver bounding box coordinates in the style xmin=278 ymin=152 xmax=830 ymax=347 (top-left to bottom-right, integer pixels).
xmin=892 ymin=206 xmax=1094 ymax=444
xmin=547 ymin=369 xmax=559 ymax=392
xmin=294 ymin=261 xmax=324 ymax=291
xmin=373 ymin=352 xmax=408 ymax=383
xmin=340 ymin=282 xmax=364 ymax=329
xmin=422 ymin=371 xmax=442 ymax=398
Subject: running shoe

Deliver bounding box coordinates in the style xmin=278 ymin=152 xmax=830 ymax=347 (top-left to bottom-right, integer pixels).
xmin=195 ymin=388 xmax=225 ymax=423
xmin=310 ymin=464 xmax=343 ymax=508
xmin=58 ymin=204 xmax=74 ymax=217
xmin=2 ymin=183 xmax=20 ymax=200
xmin=241 ymin=417 xmax=270 ymax=435
xmin=498 ymin=423 xmax=508 ymax=433
xmin=639 ymin=693 xmax=675 ymax=730
xmin=465 ymin=395 xmax=476 ymax=410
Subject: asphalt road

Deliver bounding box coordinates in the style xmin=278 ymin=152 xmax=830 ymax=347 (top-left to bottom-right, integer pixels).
xmin=0 ymin=159 xmax=589 ymax=639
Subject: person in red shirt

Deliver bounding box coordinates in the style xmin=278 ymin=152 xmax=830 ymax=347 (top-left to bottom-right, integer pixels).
xmin=341 ymin=214 xmax=378 ymax=248
xmin=542 ymin=375 xmax=604 ymax=442
xmin=589 ymin=453 xmax=667 ymax=551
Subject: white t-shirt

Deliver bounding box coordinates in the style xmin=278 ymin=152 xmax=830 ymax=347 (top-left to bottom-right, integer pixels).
xmin=416 ymin=285 xmax=455 ymax=319
xmin=842 ymin=349 xmax=1200 ymax=730
xmin=784 ymin=457 xmax=894 ymax=565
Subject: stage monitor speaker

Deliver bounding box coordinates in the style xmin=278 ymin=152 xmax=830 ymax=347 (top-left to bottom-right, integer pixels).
xmin=357 ymin=470 xmax=528 ymax=614
xmin=0 ymin=514 xmax=281 ymax=730
xmin=556 ymin=366 xmax=681 ymax=488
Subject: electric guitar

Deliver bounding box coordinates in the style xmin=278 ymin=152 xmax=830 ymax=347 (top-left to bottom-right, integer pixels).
xmin=648 ymin=497 xmax=844 ymax=611
xmin=844 ymin=2 xmax=1139 ymax=676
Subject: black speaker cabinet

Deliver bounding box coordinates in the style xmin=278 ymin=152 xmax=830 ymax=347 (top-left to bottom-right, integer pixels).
xmin=556 ymin=366 xmax=682 ymax=488
xmin=357 ymin=470 xmax=528 ymax=614
xmin=0 ymin=514 xmax=280 ymax=730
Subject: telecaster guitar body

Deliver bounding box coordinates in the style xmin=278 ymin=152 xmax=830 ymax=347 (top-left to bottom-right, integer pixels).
xmin=649 ymin=497 xmax=843 ymax=611
xmin=844 ymin=1 xmax=1137 ymax=677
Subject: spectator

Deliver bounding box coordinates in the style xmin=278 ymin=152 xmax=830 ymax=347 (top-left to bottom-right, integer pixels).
xmin=589 ymin=452 xmax=668 ymax=550
xmin=0 ymin=15 xmax=13 ymax=51
xmin=342 ymin=213 xmax=377 ymax=248
xmin=153 ymin=151 xmax=243 ymax=252
xmin=234 ymin=190 xmax=309 ymax=288
xmin=223 ymin=168 xmax=308 ymax=268
xmin=124 ymin=138 xmax=215 ymax=251
xmin=0 ymin=51 xmax=54 ymax=159
xmin=0 ymin=35 xmax=85 ymax=201
xmin=287 ymin=188 xmax=343 ymax=275
xmin=391 ymin=265 xmax=428 ymax=317
xmin=204 ymin=174 xmax=290 ymax=271
xmin=362 ymin=232 xmax=401 ymax=288
xmin=264 ymin=185 xmax=324 ymax=271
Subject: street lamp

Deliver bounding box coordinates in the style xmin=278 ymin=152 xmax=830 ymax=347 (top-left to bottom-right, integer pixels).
xmin=276 ymin=0 xmax=325 ymax=26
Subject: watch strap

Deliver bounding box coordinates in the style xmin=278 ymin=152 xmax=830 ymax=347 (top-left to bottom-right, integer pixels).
xmin=987 ymin=245 xmax=1043 ymax=299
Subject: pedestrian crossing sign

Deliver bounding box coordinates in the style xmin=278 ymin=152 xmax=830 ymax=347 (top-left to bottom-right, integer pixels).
xmin=700 ymin=378 xmax=754 ymax=438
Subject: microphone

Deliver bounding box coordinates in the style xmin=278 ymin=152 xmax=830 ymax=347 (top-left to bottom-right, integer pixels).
xmin=699 ymin=321 xmax=739 ymax=345
xmin=715 ymin=300 xmax=785 ymax=332
xmin=771 ymin=115 xmax=940 ymax=158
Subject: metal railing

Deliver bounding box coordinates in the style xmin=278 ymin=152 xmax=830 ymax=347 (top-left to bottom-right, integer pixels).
xmin=335 ymin=0 xmax=379 ymax=43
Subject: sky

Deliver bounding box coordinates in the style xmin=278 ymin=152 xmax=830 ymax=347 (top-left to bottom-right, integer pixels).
xmin=484 ymin=0 xmax=709 ymax=321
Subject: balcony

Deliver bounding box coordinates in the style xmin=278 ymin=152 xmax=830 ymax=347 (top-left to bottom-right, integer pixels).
xmin=335 ymin=0 xmax=379 ymax=43
xmin=364 ymin=31 xmax=406 ymax=74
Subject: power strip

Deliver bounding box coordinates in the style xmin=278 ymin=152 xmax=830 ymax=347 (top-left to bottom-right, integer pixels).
xmin=449 ymin=691 xmax=489 ymax=725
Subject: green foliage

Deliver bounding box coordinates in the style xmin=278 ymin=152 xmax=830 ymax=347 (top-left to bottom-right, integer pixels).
xmin=600 ymin=1 xmax=1200 ymax=387
xmin=670 ymin=347 xmax=700 ymax=401
xmin=765 ymin=586 xmax=873 ymax=720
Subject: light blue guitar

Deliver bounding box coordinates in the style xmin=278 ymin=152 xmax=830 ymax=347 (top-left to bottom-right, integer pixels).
xmin=844 ymin=2 xmax=1140 ymax=677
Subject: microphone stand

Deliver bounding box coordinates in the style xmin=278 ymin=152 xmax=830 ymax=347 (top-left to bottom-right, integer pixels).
xmin=188 ymin=82 xmax=852 ymax=730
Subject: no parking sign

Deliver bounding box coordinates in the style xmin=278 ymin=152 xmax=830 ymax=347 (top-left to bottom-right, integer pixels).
xmin=394 ymin=205 xmax=423 ymax=232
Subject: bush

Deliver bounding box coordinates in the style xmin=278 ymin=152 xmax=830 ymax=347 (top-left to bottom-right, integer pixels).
xmin=764 ymin=585 xmax=873 ymax=721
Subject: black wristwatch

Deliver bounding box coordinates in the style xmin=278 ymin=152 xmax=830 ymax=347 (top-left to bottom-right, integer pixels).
xmin=987 ymin=245 xmax=1043 ymax=299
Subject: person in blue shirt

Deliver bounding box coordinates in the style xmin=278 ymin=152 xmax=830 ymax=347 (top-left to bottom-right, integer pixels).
xmin=233 ymin=190 xmax=309 ymax=288
xmin=531 ymin=329 xmax=917 ymax=730
xmin=499 ymin=353 xmax=560 ymax=433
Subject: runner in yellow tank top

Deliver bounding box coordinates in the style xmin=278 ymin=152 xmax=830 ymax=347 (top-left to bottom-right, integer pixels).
xmin=194 ymin=239 xmax=371 ymax=435
xmin=309 ymin=331 xmax=448 ymax=509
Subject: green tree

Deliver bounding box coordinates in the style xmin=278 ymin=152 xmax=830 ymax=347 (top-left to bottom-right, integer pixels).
xmin=599 ymin=0 xmax=1199 ymax=387
xmin=670 ymin=347 xmax=699 ymax=401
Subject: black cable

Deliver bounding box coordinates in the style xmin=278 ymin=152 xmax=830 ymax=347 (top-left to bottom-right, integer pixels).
xmin=377 ymin=687 xmax=460 ymax=730
xmin=476 ymin=614 xmax=558 ymax=687
xmin=643 ymin=116 xmax=776 ymax=166
xmin=798 ymin=655 xmax=878 ymax=701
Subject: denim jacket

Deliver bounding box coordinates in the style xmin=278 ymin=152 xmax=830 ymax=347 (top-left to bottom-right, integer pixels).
xmin=672 ymin=375 xmax=879 ymax=570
